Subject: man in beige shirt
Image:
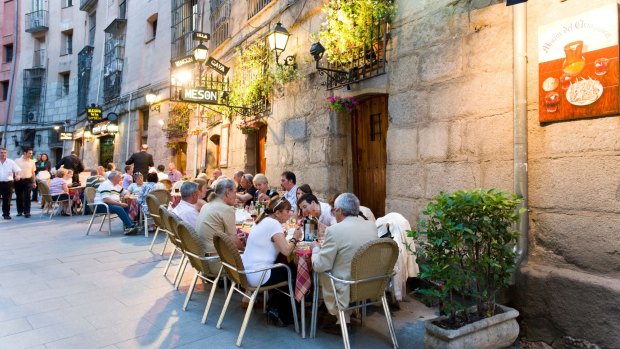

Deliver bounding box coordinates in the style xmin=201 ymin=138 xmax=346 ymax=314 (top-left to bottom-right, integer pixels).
xmin=13 ymin=148 xmax=37 ymax=218
xmin=195 ymin=178 xmax=244 ymax=255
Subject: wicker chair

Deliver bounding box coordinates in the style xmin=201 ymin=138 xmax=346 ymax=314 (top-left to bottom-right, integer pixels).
xmin=149 ymin=189 xmax=171 ymax=207
xmin=175 ymin=222 xmax=226 ymax=324
xmin=213 ymin=231 xmax=300 ymax=347
xmin=160 ymin=207 xmax=187 ymax=289
xmin=146 ymin=194 xmax=168 ymax=253
xmin=38 ymin=181 xmax=71 ymax=220
xmin=324 ymin=238 xmax=400 ymax=349
xmin=85 ymin=187 xmax=118 ymax=235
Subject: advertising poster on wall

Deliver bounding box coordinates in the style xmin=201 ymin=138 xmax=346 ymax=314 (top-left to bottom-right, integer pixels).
xmin=538 ymin=4 xmax=619 ymax=123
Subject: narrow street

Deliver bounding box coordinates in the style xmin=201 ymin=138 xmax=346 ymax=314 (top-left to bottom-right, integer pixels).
xmin=0 ymin=206 xmax=436 ymax=349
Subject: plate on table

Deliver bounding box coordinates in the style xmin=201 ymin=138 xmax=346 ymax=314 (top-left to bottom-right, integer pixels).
xmin=566 ymin=78 xmax=603 ymax=106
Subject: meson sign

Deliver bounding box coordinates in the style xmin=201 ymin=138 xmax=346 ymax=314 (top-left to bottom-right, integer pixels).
xmin=182 ymin=87 xmax=219 ymax=104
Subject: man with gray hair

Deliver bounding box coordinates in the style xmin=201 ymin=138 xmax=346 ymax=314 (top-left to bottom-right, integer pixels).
xmin=311 ymin=193 xmax=378 ymax=335
xmin=195 ymin=178 xmax=244 ymax=254
xmin=94 ymin=170 xmax=138 ymax=235
xmin=172 ymin=181 xmax=200 ymax=227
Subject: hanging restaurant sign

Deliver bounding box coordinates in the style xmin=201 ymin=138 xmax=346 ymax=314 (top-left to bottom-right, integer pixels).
xmin=181 ymin=87 xmax=219 ymax=104
xmin=92 ymin=121 xmax=119 ymax=135
xmin=207 ymin=57 xmax=229 ymax=76
xmin=86 ymin=107 xmax=102 ymax=121
xmin=193 ymin=32 xmax=211 ymax=41
xmin=171 ymin=54 xmax=196 ymax=69
xmin=59 ymin=132 xmax=73 ymax=141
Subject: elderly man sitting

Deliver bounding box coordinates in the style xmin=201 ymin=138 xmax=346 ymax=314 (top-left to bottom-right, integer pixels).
xmin=311 ymin=193 xmax=378 ymax=335
xmin=172 ymin=181 xmax=200 ymax=227
xmin=93 ymin=170 xmax=138 ymax=235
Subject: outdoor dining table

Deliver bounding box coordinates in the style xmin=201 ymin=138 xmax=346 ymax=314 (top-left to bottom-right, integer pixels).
xmin=68 ymin=186 xmax=85 ymax=215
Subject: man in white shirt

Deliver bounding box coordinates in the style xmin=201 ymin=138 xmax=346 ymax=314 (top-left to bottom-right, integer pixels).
xmin=94 ymin=171 xmax=138 ymax=235
xmin=0 ymin=148 xmax=22 ymax=219
xmin=156 ymin=164 xmax=169 ymax=181
xmin=13 ymin=148 xmax=37 ymax=218
xmin=172 ymin=181 xmax=199 ymax=228
xmin=297 ymin=193 xmax=337 ymax=238
xmin=280 ymin=170 xmax=298 ymax=209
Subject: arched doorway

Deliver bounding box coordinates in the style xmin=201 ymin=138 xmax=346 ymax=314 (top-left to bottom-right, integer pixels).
xmin=256 ymin=125 xmax=267 ymax=174
xmin=351 ymin=95 xmax=388 ymax=217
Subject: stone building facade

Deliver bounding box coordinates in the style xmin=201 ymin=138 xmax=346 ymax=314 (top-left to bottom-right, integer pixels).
xmin=1 ymin=0 xmax=18 ymax=138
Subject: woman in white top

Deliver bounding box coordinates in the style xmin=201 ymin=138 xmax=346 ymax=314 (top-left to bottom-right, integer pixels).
xmin=48 ymin=168 xmax=71 ymax=216
xmin=241 ymin=196 xmax=302 ymax=327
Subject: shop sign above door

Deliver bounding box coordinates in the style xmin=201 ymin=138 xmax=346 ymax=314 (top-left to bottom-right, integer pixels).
xmin=181 ymin=87 xmax=219 ymax=104
xmin=87 ymin=107 xmax=102 ymax=121
xmin=59 ymin=132 xmax=73 ymax=141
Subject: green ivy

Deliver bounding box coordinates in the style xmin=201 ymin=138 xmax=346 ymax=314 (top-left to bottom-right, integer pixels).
xmin=411 ymin=189 xmax=524 ymax=325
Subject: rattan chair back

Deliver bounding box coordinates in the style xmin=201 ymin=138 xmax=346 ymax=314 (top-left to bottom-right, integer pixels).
xmin=84 ymin=187 xmax=96 ymax=206
xmin=213 ymin=231 xmax=249 ymax=289
xmin=150 ymin=189 xmax=171 ymax=207
xmin=146 ymin=194 xmax=165 ymax=227
xmin=176 ymin=222 xmax=219 ymax=276
xmin=349 ymin=238 xmax=399 ymax=303
xmin=161 ymin=207 xmax=183 ymax=248
xmin=38 ymin=181 xmax=53 ymax=205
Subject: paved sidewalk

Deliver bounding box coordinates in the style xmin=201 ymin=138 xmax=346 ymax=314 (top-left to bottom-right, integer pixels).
xmin=0 ymin=205 xmax=437 ymax=349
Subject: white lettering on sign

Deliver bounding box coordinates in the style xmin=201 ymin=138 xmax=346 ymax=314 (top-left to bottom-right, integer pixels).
xmin=174 ymin=56 xmax=195 ymax=68
xmin=183 ymin=88 xmax=218 ymax=103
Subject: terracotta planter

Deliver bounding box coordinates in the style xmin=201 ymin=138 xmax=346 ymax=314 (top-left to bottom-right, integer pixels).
xmin=424 ymin=304 xmax=519 ymax=349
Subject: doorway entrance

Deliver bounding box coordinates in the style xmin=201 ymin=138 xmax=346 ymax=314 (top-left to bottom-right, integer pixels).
xmin=99 ymin=136 xmax=115 ymax=168
xmin=351 ymin=95 xmax=388 ymax=217
xmin=256 ymin=125 xmax=267 ymax=174
xmin=175 ymin=142 xmax=187 ymax=175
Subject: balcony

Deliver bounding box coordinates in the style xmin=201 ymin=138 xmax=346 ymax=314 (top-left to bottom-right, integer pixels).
xmin=25 ymin=11 xmax=49 ymax=33
xmin=79 ymin=0 xmax=97 ymax=12
xmin=33 ymin=49 xmax=45 ymax=68
xmin=22 ymin=68 xmax=46 ymax=124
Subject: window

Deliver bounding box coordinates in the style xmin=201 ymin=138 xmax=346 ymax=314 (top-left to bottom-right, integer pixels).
xmin=119 ymin=0 xmax=127 ymax=19
xmin=171 ymin=0 xmax=198 ymax=59
xmin=4 ymin=44 xmax=13 ymax=63
xmin=88 ymin=13 xmax=96 ymax=46
xmin=140 ymin=109 xmax=149 ymax=146
xmin=248 ymin=0 xmax=272 ymax=19
xmin=146 ymin=14 xmax=158 ymax=42
xmin=210 ymin=0 xmax=230 ymax=49
xmin=152 ymin=19 xmax=158 ymax=39
xmin=62 ymin=0 xmax=73 ymax=8
xmin=1 ymin=81 xmax=9 ymax=101
xmin=59 ymin=72 xmax=70 ymax=96
xmin=61 ymin=30 xmax=73 ymax=55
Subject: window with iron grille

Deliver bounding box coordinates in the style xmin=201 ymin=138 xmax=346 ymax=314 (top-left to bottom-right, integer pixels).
xmin=22 ymin=68 xmax=46 ymax=123
xmin=247 ymin=0 xmax=272 ymax=19
xmin=77 ymin=45 xmax=94 ymax=114
xmin=88 ymin=13 xmax=96 ymax=46
xmin=119 ymin=0 xmax=127 ymax=19
xmin=210 ymin=0 xmax=230 ymax=50
xmin=171 ymin=0 xmax=198 ymax=60
xmin=103 ymin=19 xmax=127 ymax=102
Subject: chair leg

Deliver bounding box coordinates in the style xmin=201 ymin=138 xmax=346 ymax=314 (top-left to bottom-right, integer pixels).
xmin=148 ymin=227 xmax=160 ymax=251
xmin=202 ymin=267 xmax=223 ymax=324
xmin=288 ymin=278 xmax=300 ymax=334
xmin=86 ymin=211 xmax=97 ymax=235
xmin=174 ymin=256 xmax=189 ymax=290
xmin=263 ymin=290 xmax=268 ymax=314
xmin=338 ymin=310 xmax=351 ymax=349
xmin=98 ymin=214 xmax=106 ymax=231
xmin=381 ymin=295 xmax=399 ymax=349
xmin=216 ymin=282 xmax=236 ymax=329
xmin=163 ymin=248 xmax=176 ymax=276
xmin=107 ymin=213 xmax=112 ymax=235
xmin=301 ymin=298 xmax=306 ymax=339
xmin=311 ymin=272 xmax=319 ymax=338
xmin=159 ymin=234 xmax=169 ymax=256
xmin=236 ymin=288 xmax=259 ymax=347
xmin=182 ymin=272 xmax=199 ymax=311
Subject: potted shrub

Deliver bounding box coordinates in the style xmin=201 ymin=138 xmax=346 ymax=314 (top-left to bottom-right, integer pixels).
xmin=413 ymin=188 xmax=523 ymax=349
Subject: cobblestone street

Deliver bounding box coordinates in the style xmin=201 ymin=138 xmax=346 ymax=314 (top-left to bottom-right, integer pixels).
xmin=0 ymin=206 xmax=436 ymax=349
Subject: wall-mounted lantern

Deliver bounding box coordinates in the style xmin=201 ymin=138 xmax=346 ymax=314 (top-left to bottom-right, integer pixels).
xmin=268 ymin=22 xmax=295 ymax=66
xmin=146 ymin=90 xmax=160 ymax=112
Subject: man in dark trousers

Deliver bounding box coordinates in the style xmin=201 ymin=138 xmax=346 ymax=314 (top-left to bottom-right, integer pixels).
xmin=56 ymin=151 xmax=85 ymax=185
xmin=125 ymin=144 xmax=154 ymax=177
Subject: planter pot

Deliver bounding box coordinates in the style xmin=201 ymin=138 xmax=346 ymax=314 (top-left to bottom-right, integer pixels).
xmin=424 ymin=304 xmax=519 ymax=349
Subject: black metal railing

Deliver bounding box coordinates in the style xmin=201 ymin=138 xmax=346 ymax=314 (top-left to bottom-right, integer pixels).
xmin=33 ymin=49 xmax=46 ymax=68
xmin=248 ymin=0 xmax=272 ymax=19
xmin=210 ymin=0 xmax=230 ymax=50
xmin=80 ymin=0 xmax=98 ymax=12
xmin=25 ymin=10 xmax=49 ymax=33
xmin=316 ymin=20 xmax=389 ymax=90
xmin=22 ymin=68 xmax=46 ymax=124
xmin=78 ymin=46 xmax=94 ymax=114
xmin=103 ymin=71 xmax=122 ymax=102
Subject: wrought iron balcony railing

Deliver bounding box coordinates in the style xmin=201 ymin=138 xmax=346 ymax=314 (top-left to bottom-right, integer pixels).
xmin=248 ymin=0 xmax=272 ymax=19
xmin=25 ymin=10 xmax=49 ymax=33
xmin=80 ymin=0 xmax=98 ymax=12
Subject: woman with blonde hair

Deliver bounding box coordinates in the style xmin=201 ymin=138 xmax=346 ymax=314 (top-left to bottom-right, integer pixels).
xmin=241 ymin=196 xmax=302 ymax=327
xmin=48 ymin=168 xmax=71 ymax=216
xmin=191 ymin=178 xmax=208 ymax=211
xmin=253 ymin=173 xmax=278 ymax=204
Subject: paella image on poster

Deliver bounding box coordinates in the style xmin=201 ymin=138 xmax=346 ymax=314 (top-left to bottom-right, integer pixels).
xmin=538 ymin=4 xmax=620 ymax=123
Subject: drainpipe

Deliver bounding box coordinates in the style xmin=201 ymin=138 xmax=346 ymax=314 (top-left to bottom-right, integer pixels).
xmin=512 ymin=2 xmax=529 ymax=281
xmin=125 ymin=92 xmax=132 ymax=160
xmin=2 ymin=0 xmax=19 ymax=148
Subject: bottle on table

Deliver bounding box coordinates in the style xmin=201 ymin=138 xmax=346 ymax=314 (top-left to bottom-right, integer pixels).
xmin=309 ymin=210 xmax=318 ymax=241
xmin=303 ymin=212 xmax=311 ymax=241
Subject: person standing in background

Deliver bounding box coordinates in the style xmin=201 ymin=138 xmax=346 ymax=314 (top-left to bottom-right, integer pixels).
xmin=56 ymin=151 xmax=85 ymax=185
xmin=14 ymin=149 xmax=37 ymax=218
xmin=125 ymin=144 xmax=154 ymax=177
xmin=0 ymin=148 xmax=21 ymax=219
xmin=31 ymin=154 xmax=42 ymax=202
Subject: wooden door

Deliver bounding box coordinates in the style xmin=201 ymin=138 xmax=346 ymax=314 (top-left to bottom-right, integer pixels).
xmin=351 ymin=95 xmax=388 ymax=217
xmin=256 ymin=125 xmax=267 ymax=174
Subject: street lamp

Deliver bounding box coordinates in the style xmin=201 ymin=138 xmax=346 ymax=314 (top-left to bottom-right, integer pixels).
xmin=193 ymin=41 xmax=208 ymax=62
xmin=267 ymin=22 xmax=295 ymax=66
xmin=53 ymin=125 xmax=61 ymax=131
xmin=145 ymin=90 xmax=160 ymax=112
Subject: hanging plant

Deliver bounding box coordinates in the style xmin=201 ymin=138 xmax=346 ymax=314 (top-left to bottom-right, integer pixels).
xmin=237 ymin=120 xmax=261 ymax=134
xmin=165 ymin=137 xmax=185 ymax=149
xmin=317 ymin=0 xmax=396 ymax=65
xmin=327 ymin=95 xmax=358 ymax=113
xmin=165 ymin=103 xmax=191 ymax=138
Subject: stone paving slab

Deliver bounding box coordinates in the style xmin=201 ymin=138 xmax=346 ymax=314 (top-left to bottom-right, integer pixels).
xmin=0 ymin=204 xmax=437 ymax=348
